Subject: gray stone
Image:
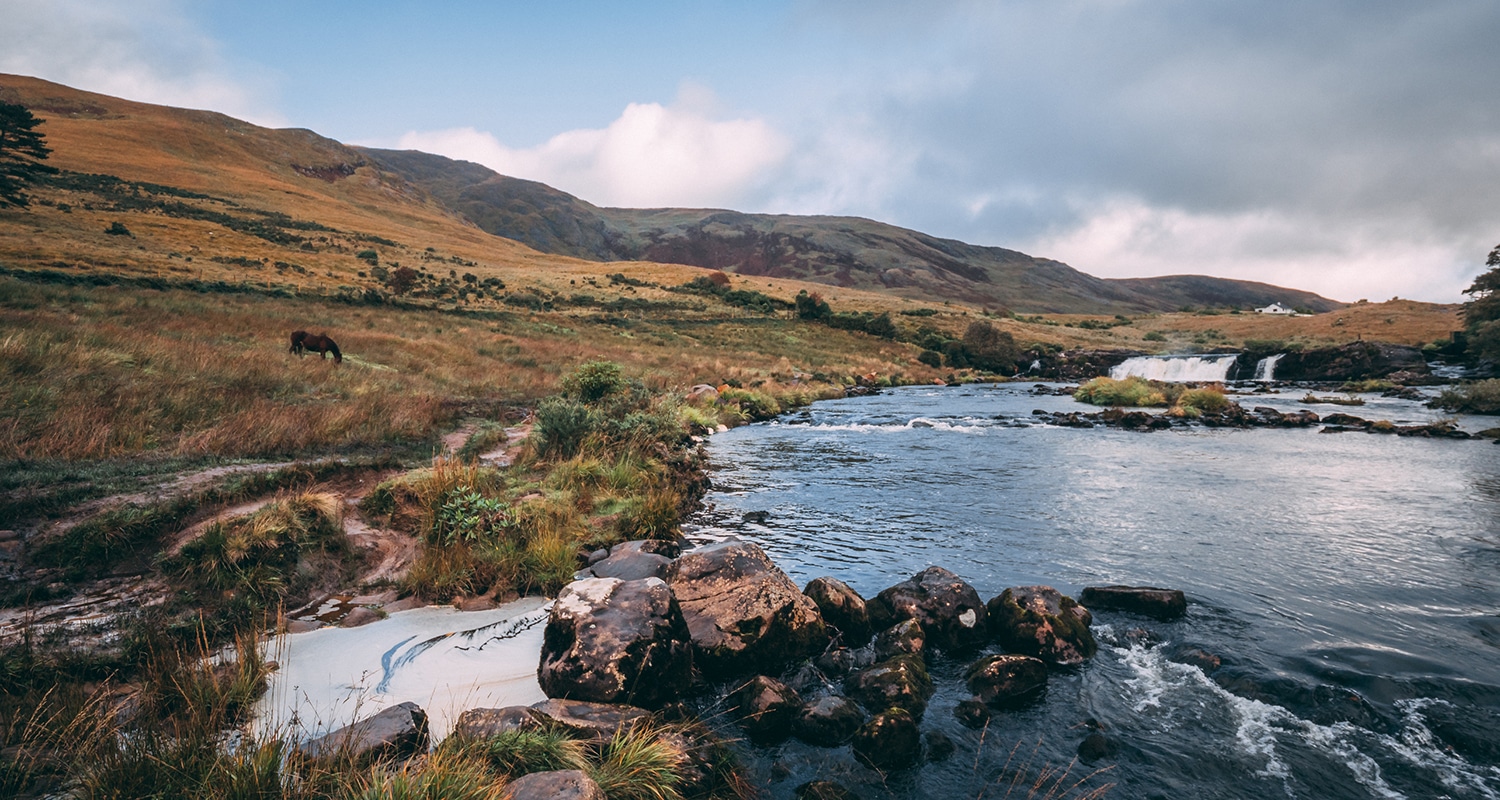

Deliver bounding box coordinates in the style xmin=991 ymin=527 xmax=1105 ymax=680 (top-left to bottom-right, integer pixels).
xmin=965 ymin=654 xmax=1047 ymax=707
xmin=732 ymin=675 xmax=802 ymax=743
xmin=538 ymin=577 xmax=692 ymax=708
xmin=1079 ymin=585 xmax=1187 ymax=620
xmin=450 ymin=706 xmax=542 ymax=739
xmin=591 ymin=550 xmax=673 ymax=581
xmin=298 ymin=701 xmax=427 ymax=762
xmin=873 ymin=618 xmax=924 ymax=661
xmin=529 ymin=698 xmax=651 ymax=741
xmin=845 ymin=654 xmax=934 ymax=718
xmin=804 ymin=576 xmax=871 ymax=644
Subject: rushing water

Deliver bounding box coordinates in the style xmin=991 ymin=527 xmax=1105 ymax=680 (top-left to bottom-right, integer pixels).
xmin=686 ymin=383 xmax=1500 ymax=800
xmin=1111 ymin=354 xmax=1242 ymax=382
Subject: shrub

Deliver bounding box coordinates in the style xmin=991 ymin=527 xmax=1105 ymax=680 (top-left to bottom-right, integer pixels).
xmin=356 ymin=249 xmax=379 ymax=265
xmin=1177 ymin=386 xmax=1230 ymax=414
xmin=1431 ymin=379 xmax=1500 ymax=414
xmin=563 ymin=360 xmax=627 ymax=403
xmin=1074 ymin=376 xmax=1169 ymax=407
xmin=719 ymin=388 xmax=781 ymax=421
xmin=962 ymin=320 xmax=1018 ymax=372
xmin=104 ymin=221 xmax=132 ymax=237
xmin=917 ymin=350 xmax=943 ymax=368
xmin=1143 ymin=331 xmax=1167 ymax=342
xmin=532 ymin=397 xmax=600 ymax=459
xmin=434 ymin=488 xmax=511 ymax=546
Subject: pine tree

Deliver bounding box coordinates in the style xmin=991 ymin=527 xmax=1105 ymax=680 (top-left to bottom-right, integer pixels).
xmin=0 ymin=101 xmax=58 ymax=208
xmin=1462 ymin=245 xmax=1500 ymax=361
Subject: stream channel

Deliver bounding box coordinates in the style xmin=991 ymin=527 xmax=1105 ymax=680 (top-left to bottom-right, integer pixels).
xmin=684 ymin=382 xmax=1500 ymax=800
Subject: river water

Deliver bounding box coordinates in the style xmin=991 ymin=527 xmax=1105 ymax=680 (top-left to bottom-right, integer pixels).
xmin=685 ymin=383 xmax=1500 ymax=800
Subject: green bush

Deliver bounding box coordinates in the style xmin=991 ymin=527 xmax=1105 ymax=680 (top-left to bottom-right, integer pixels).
xmin=719 ymin=388 xmax=781 ymax=421
xmin=917 ymin=350 xmax=943 ymax=368
xmin=434 ymin=488 xmax=511 ymax=545
xmin=532 ymin=396 xmax=600 ymax=458
xmin=1432 ymin=379 xmax=1500 ymax=414
xmin=1074 ymin=376 xmax=1169 ymax=407
xmin=445 ymin=729 xmax=588 ymax=779
xmin=1177 ymin=386 xmax=1230 ymax=414
xmin=1143 ymin=331 xmax=1168 ymax=342
xmin=562 ymin=360 xmax=627 ymax=403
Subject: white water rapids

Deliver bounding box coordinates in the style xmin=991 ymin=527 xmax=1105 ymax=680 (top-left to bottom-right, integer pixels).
xmin=1111 ymin=354 xmax=1241 ymax=382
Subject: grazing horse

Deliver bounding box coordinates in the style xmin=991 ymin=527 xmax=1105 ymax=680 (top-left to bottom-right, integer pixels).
xmin=289 ymin=330 xmax=342 ymax=363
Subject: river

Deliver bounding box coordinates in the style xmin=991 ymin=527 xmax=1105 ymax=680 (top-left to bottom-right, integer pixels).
xmin=685 ymin=383 xmax=1500 ymax=799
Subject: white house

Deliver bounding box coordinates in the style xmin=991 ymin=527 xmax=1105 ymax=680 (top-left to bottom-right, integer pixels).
xmin=1255 ymin=302 xmax=1295 ymax=315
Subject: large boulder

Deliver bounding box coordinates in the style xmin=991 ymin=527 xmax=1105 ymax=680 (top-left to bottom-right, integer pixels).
xmin=1079 ymin=585 xmax=1187 ymax=620
xmin=666 ymin=540 xmax=829 ymax=676
xmin=591 ymin=549 xmax=673 ymax=581
xmin=965 ymin=654 xmax=1048 ymax=707
xmin=845 ymin=654 xmax=934 ymax=718
xmin=851 ymin=708 xmax=922 ymax=771
xmin=538 ymin=577 xmax=693 ymax=709
xmin=506 ymin=770 xmax=606 ymax=800
xmin=871 ymin=567 xmax=988 ymax=651
xmin=804 ymin=576 xmax=872 ymax=644
xmin=987 ymin=586 xmax=1096 ymax=666
xmin=795 ymin=695 xmax=865 ymax=746
xmin=732 ymin=675 xmax=802 ymax=743
xmin=297 ymin=701 xmax=427 ymax=762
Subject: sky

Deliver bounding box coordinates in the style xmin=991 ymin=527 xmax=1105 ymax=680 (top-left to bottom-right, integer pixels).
xmin=3 ymin=0 xmax=1498 ymax=303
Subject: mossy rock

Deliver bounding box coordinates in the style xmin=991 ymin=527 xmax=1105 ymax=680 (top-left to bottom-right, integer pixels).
xmin=986 ymin=586 xmax=1096 ymax=666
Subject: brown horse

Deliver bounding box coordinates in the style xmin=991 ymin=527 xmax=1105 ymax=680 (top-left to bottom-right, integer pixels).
xmin=289 ymin=330 xmax=342 ymax=363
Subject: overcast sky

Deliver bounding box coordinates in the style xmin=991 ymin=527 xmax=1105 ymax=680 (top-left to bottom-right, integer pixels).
xmin=4 ymin=0 xmax=1497 ymax=303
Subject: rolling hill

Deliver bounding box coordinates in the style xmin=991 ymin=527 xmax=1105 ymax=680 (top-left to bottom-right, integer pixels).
xmin=359 ymin=147 xmax=1343 ymax=314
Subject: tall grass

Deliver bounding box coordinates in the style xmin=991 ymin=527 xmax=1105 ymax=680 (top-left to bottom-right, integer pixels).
xmin=1432 ymin=379 xmax=1500 ymax=414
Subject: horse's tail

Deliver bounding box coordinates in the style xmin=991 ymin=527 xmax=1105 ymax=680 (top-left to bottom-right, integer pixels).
xmin=328 ymin=339 xmax=342 ymax=363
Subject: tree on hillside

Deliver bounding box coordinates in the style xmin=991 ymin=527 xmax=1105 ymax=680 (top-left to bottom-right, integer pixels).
xmin=1462 ymin=244 xmax=1500 ymax=362
xmin=0 ymin=102 xmax=58 ymax=208
xmin=962 ymin=320 xmax=1020 ymax=373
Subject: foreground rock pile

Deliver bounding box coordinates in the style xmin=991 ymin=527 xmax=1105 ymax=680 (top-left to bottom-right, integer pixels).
xmin=301 ymin=539 xmax=1189 ymax=796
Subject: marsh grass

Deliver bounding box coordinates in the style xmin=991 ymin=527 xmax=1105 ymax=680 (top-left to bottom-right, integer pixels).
xmin=1432 ymin=378 xmax=1500 ymax=414
xmin=1074 ymin=377 xmax=1229 ymax=418
xmin=589 ymin=722 xmax=687 ymax=800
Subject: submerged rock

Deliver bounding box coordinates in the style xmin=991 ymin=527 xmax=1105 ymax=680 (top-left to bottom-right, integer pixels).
xmin=845 ymin=654 xmax=934 ymax=718
xmin=732 ymin=675 xmax=803 ymax=743
xmin=795 ymin=694 xmax=865 ymax=746
xmin=851 ymin=708 xmax=922 ymax=771
xmin=1077 ymin=732 xmax=1117 ymax=763
xmin=667 ymin=540 xmax=829 ymax=676
xmin=1079 ymin=585 xmax=1188 ymax=620
xmin=987 ymin=586 xmax=1096 ymax=666
xmin=925 ymin=730 xmax=956 ymax=762
xmin=804 ymin=576 xmax=872 ymax=644
xmin=965 ymin=654 xmax=1048 ymax=707
xmin=872 ymin=566 xmax=988 ymax=652
xmin=954 ymin=698 xmax=991 ymax=729
xmin=538 ymin=577 xmax=693 ymax=709
xmin=298 ymin=701 xmax=428 ymax=763
xmin=506 ymin=770 xmax=606 ymax=800
xmin=796 ymin=780 xmax=862 ymax=800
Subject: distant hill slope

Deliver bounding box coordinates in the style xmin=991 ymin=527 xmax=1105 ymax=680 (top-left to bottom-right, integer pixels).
xmin=359 ymin=147 xmax=1342 ymax=314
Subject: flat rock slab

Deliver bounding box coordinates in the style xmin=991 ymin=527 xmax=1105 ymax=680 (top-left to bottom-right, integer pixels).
xmin=450 ymin=705 xmax=542 ymax=739
xmin=530 ymin=698 xmax=650 ymax=740
xmin=506 ymin=769 xmax=606 ymax=800
xmin=591 ymin=550 xmax=673 ymax=581
xmin=1079 ymin=585 xmax=1187 ymax=620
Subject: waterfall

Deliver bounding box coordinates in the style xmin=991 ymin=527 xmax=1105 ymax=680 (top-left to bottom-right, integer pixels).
xmin=1110 ymin=354 xmax=1239 ymax=382
xmin=1253 ymin=353 xmax=1285 ymax=382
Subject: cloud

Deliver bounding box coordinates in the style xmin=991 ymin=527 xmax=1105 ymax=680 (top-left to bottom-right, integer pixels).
xmin=0 ymin=0 xmax=280 ymax=125
xmin=397 ymin=94 xmax=790 ymax=209
xmin=1023 ymin=198 xmax=1481 ymax=303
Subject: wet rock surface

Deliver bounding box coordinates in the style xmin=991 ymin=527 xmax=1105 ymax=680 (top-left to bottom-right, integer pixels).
xmin=845 ymin=654 xmax=934 ymax=718
xmin=851 ymin=708 xmax=922 ymax=771
xmin=965 ymin=654 xmax=1048 ymax=707
xmin=871 ymin=566 xmax=988 ymax=652
xmin=732 ymin=674 xmax=802 ymax=743
xmin=666 ymin=540 xmax=829 ymax=675
xmin=987 ymin=586 xmax=1096 ymax=666
xmin=795 ymin=694 xmax=865 ymax=746
xmin=538 ymin=576 xmax=693 ymax=708
xmin=1079 ymin=585 xmax=1188 ymax=620
xmin=804 ymin=576 xmax=872 ymax=644
xmin=528 ymin=698 xmax=651 ymax=740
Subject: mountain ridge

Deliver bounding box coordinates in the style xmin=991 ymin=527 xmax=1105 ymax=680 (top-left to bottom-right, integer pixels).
xmin=358 ymin=146 xmax=1343 ymax=314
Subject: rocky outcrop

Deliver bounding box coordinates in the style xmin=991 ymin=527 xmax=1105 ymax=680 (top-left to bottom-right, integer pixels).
xmin=1079 ymin=585 xmax=1188 ymax=620
xmin=732 ymin=675 xmax=802 ymax=743
xmin=666 ymin=540 xmax=829 ymax=675
xmin=965 ymin=654 xmax=1048 ymax=707
xmin=298 ymin=701 xmax=428 ymax=762
xmin=851 ymin=708 xmax=922 ymax=771
xmin=987 ymin=586 xmax=1096 ymax=666
xmin=845 ymin=654 xmax=934 ymax=717
xmin=506 ymin=770 xmax=606 ymax=800
xmin=871 ymin=566 xmax=988 ymax=652
xmin=1276 ymin=342 xmax=1429 ymax=381
xmin=804 ymin=576 xmax=872 ymax=644
xmin=538 ymin=577 xmax=693 ymax=709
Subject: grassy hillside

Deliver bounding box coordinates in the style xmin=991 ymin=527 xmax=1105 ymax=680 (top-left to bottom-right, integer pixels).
xmin=359 ymin=146 xmax=1344 ymax=315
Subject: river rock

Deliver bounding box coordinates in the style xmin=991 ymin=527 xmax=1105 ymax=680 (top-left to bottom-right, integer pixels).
xmin=872 ymin=567 xmax=988 ymax=651
xmin=796 ymin=780 xmax=861 ymax=800
xmin=1169 ymin=647 xmax=1222 ymax=673
xmin=1079 ymin=585 xmax=1188 ymax=620
xmin=954 ymin=698 xmax=991 ymax=729
xmin=1077 ymin=732 xmax=1117 ymax=763
xmin=815 ymin=645 xmax=876 ymax=677
xmin=925 ymin=730 xmax=956 ymax=762
xmin=845 ymin=654 xmax=934 ymax=717
xmin=506 ymin=770 xmax=606 ymax=800
xmin=529 ymin=698 xmax=650 ymax=741
xmin=965 ymin=654 xmax=1048 ymax=707
xmin=804 ymin=576 xmax=872 ymax=644
xmin=795 ymin=694 xmax=865 ymax=746
xmin=851 ymin=708 xmax=922 ymax=771
xmin=590 ymin=549 xmax=673 ymax=581
xmin=297 ymin=701 xmax=428 ymax=762
xmin=666 ymin=540 xmax=829 ymax=675
xmin=613 ymin=538 xmax=682 ymax=559
xmin=450 ymin=705 xmax=543 ymax=739
xmin=873 ymin=618 xmax=925 ymax=660
xmin=539 ymin=577 xmax=693 ymax=708
xmin=732 ymin=675 xmax=802 ymax=743
xmin=987 ymin=586 xmax=1096 ymax=666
